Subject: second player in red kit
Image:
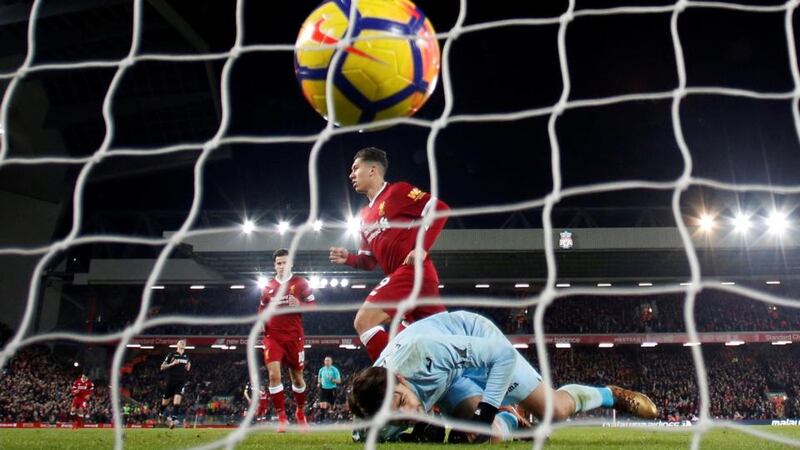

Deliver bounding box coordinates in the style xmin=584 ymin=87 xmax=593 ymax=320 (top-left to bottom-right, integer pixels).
xmin=259 ymin=248 xmax=315 ymax=432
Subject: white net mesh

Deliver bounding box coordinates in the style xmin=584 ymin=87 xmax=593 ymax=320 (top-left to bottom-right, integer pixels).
xmin=2 ymin=0 xmax=800 ymax=449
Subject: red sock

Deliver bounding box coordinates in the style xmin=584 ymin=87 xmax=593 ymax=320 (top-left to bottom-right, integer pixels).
xmin=270 ymin=387 xmax=286 ymax=417
xmin=363 ymin=328 xmax=389 ymax=361
xmin=292 ymin=386 xmax=306 ymax=412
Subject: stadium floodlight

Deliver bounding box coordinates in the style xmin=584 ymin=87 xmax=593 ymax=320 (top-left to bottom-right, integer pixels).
xmin=151 ymin=285 xmax=165 ymax=290
xmin=256 ymin=275 xmax=269 ymax=289
xmin=338 ymin=344 xmax=358 ymax=349
xmin=277 ymin=220 xmax=290 ymax=235
xmin=767 ymin=211 xmax=789 ymax=234
xmin=253 ymin=344 xmax=265 ymax=349
xmin=347 ymin=216 xmax=361 ymax=236
xmin=320 ymin=278 xmax=329 ymax=288
xmin=555 ymin=283 xmax=570 ymax=288
xmin=598 ymin=343 xmax=615 ymax=348
xmin=189 ymin=285 xmax=205 ymax=290
xmin=638 ymin=282 xmax=653 ymax=287
xmin=313 ymin=219 xmax=323 ymax=232
xmin=514 ymin=283 xmax=530 ymax=288
xmin=340 ymin=278 xmax=349 ymax=287
xmin=679 ymin=282 xmax=692 ymax=286
xmin=330 ymin=278 xmax=339 ymax=287
xmin=766 ymin=280 xmax=781 ymax=285
xmin=512 ymin=343 xmax=529 ymax=349
xmin=683 ymin=342 xmax=701 ymax=347
xmin=227 ymin=345 xmax=237 ymax=350
xmin=597 ymin=283 xmax=612 ymax=287
xmin=555 ymin=342 xmax=571 ymax=349
xmin=211 ymin=344 xmax=227 ymax=349
xmin=698 ymin=214 xmax=714 ymax=231
xmin=304 ymin=344 xmax=312 ymax=349
xmin=640 ymin=342 xmax=658 ymax=348
xmin=242 ymin=219 xmax=255 ymax=234
xmin=720 ymin=281 xmax=735 ymax=286
xmin=140 ymin=345 xmax=154 ymax=349
xmin=475 ymin=283 xmax=490 ymax=289
xmin=73 ymin=362 xmax=80 ymax=367
xmin=732 ymin=214 xmax=750 ymax=232
xmin=125 ymin=344 xmax=141 ymax=348
xmin=725 ymin=341 xmax=745 ymax=346
xmin=771 ymin=340 xmax=792 ymax=346
xmin=230 ymin=284 xmax=245 ymax=290
xmin=438 ymin=284 xmax=445 ymax=289
xmin=351 ymin=284 xmax=366 ymax=289
xmin=309 ymin=275 xmax=320 ymax=289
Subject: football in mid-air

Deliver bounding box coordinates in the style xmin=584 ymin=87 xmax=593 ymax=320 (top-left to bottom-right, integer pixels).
xmin=294 ymin=0 xmax=440 ymax=127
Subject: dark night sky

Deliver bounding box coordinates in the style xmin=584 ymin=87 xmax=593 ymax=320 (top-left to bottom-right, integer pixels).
xmin=2 ymin=0 xmax=800 ymax=236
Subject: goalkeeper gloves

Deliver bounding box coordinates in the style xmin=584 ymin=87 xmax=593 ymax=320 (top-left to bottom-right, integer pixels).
xmin=448 ymin=402 xmax=499 ymax=444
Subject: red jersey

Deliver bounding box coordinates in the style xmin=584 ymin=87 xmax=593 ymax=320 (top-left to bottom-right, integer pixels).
xmin=348 ymin=182 xmax=449 ymax=275
xmin=71 ymin=377 xmax=94 ymax=399
xmin=258 ymin=274 xmax=315 ymax=337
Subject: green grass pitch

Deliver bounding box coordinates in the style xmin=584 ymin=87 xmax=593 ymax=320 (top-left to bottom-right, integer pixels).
xmin=1 ymin=426 xmax=799 ymax=449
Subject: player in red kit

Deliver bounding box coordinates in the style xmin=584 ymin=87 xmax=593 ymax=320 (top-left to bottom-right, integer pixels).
xmin=244 ymin=380 xmax=270 ymax=422
xmin=69 ymin=373 xmax=94 ymax=429
xmin=259 ymin=248 xmax=316 ymax=432
xmin=329 ymin=147 xmax=449 ymax=361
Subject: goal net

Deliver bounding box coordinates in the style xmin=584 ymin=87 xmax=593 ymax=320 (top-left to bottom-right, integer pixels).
xmin=2 ymin=0 xmax=800 ymax=449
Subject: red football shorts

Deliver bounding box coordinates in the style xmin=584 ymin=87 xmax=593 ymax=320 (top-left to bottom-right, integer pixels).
xmin=366 ymin=262 xmax=446 ymax=323
xmin=262 ymin=335 xmax=305 ymax=370
xmin=71 ymin=396 xmax=88 ymax=410
xmin=257 ymin=398 xmax=269 ymax=416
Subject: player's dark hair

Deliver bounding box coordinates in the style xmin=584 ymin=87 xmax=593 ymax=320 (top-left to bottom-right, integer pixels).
xmin=348 ymin=366 xmax=388 ymax=419
xmin=272 ymin=248 xmax=289 ymax=261
xmin=354 ymin=147 xmax=389 ymax=173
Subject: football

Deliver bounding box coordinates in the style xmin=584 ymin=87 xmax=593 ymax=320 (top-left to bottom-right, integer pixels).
xmin=294 ymin=0 xmax=440 ymax=126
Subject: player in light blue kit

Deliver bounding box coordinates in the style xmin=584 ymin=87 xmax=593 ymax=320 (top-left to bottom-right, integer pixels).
xmin=348 ymin=311 xmax=658 ymax=442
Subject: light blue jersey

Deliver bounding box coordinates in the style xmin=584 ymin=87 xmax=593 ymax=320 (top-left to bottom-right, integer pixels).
xmin=374 ymin=311 xmax=541 ymax=413
xmin=318 ymin=366 xmax=341 ymax=389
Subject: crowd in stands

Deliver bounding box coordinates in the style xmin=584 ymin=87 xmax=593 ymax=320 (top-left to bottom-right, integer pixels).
xmin=120 ymin=348 xmax=369 ymax=425
xmin=80 ymin=286 xmax=800 ymax=337
xmin=1 ymin=341 xmax=799 ymax=425
xmin=94 ymin=289 xmax=257 ymax=336
xmin=535 ymin=344 xmax=800 ymax=421
xmin=4 ymin=284 xmax=800 ymax=426
xmin=0 ymin=347 xmax=112 ymax=424
xmin=543 ymin=291 xmax=800 ymax=334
